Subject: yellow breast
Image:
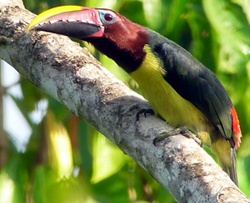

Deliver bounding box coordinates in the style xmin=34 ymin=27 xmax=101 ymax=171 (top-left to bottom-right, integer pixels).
xmin=130 ymin=45 xmax=209 ymax=134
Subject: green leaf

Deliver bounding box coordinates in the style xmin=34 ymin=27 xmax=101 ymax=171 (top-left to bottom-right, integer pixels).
xmin=185 ymin=1 xmax=215 ymax=69
xmin=238 ymin=155 xmax=250 ymax=197
xmin=203 ymin=0 xmax=250 ymax=103
xmin=91 ymin=132 xmax=127 ymax=184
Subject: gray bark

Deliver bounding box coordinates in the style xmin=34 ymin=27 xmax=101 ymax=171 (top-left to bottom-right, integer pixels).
xmin=0 ymin=1 xmax=249 ymax=202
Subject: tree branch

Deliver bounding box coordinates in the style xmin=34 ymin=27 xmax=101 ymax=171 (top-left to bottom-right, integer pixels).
xmin=0 ymin=2 xmax=249 ymax=202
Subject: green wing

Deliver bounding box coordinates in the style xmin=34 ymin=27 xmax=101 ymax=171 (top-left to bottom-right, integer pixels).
xmin=148 ymin=29 xmax=233 ymax=140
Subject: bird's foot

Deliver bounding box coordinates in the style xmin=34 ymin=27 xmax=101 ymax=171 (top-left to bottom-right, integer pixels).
xmin=153 ymin=126 xmax=202 ymax=147
xmin=136 ymin=109 xmax=154 ymax=121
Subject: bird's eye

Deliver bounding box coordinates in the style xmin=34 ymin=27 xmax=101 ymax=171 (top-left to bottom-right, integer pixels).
xmin=99 ymin=11 xmax=116 ymax=24
xmin=104 ymin=13 xmax=113 ymax=21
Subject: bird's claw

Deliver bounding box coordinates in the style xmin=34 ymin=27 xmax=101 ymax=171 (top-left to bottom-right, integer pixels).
xmin=136 ymin=109 xmax=154 ymax=121
xmin=153 ymin=126 xmax=202 ymax=147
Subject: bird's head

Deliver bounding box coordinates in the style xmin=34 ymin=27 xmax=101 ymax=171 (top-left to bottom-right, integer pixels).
xmin=28 ymin=6 xmax=149 ymax=72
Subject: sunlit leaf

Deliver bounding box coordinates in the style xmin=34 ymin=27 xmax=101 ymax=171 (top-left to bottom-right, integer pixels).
xmin=0 ymin=171 xmax=15 ymax=203
xmin=203 ymin=0 xmax=250 ymax=103
xmin=45 ymin=110 xmax=73 ymax=178
xmin=164 ymin=0 xmax=188 ymax=35
xmin=84 ymin=0 xmax=117 ymax=9
xmin=91 ymin=132 xmax=127 ymax=184
xmin=238 ymin=156 xmax=250 ymax=196
xmin=119 ymin=0 xmax=147 ymax=26
xmin=233 ymin=0 xmax=250 ymax=25
xmin=185 ymin=1 xmax=215 ymax=69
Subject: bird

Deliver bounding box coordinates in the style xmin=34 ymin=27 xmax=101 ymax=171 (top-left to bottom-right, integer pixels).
xmin=28 ymin=5 xmax=242 ymax=185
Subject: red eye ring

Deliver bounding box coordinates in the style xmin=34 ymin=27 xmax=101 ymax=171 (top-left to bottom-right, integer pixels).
xmin=104 ymin=13 xmax=113 ymax=21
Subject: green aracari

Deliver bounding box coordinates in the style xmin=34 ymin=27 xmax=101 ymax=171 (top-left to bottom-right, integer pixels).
xmin=28 ymin=5 xmax=242 ymax=186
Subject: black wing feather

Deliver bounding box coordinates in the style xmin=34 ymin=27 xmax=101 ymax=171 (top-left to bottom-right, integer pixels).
xmin=148 ymin=30 xmax=233 ymax=140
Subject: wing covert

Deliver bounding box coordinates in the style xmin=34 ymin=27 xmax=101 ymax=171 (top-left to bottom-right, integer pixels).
xmin=148 ymin=30 xmax=233 ymax=140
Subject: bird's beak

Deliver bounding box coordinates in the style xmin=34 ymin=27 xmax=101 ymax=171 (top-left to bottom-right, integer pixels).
xmin=28 ymin=5 xmax=104 ymax=39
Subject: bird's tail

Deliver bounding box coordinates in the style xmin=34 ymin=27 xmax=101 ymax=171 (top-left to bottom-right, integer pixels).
xmin=211 ymin=139 xmax=238 ymax=186
xmin=219 ymin=148 xmax=238 ymax=186
xmin=228 ymin=148 xmax=238 ymax=186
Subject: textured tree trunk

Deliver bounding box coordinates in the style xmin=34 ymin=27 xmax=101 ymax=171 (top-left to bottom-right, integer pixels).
xmin=0 ymin=1 xmax=249 ymax=202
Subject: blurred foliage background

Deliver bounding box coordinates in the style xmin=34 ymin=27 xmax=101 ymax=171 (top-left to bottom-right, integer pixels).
xmin=0 ymin=0 xmax=250 ymax=202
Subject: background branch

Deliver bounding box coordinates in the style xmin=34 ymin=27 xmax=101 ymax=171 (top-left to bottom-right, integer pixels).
xmin=0 ymin=1 xmax=249 ymax=202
